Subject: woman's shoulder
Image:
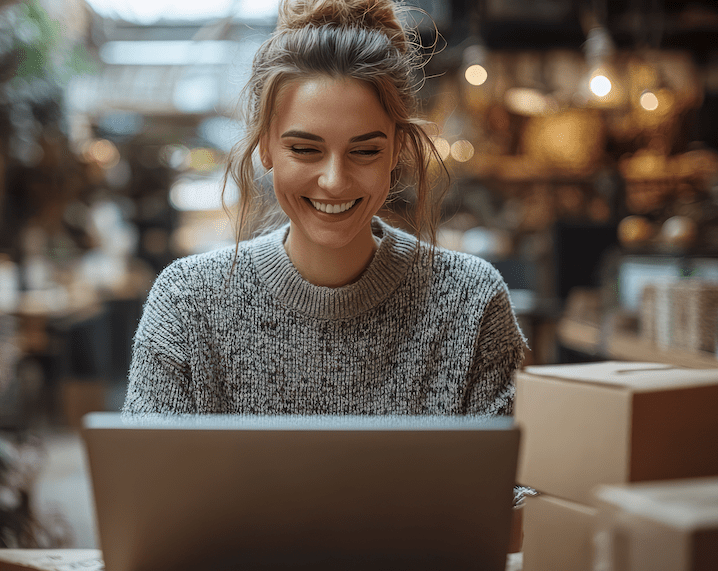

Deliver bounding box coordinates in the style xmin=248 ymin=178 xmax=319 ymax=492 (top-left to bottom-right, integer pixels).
xmin=157 ymin=228 xmax=283 ymax=282
xmin=156 ymin=245 xmax=238 ymax=285
xmin=376 ymin=219 xmax=507 ymax=294
xmin=426 ymin=242 xmax=506 ymax=290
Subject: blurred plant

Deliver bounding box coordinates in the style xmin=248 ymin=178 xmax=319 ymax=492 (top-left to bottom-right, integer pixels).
xmin=0 ymin=0 xmax=98 ymax=255
xmin=2 ymin=0 xmax=97 ymax=82
xmin=0 ymin=0 xmax=97 ymax=140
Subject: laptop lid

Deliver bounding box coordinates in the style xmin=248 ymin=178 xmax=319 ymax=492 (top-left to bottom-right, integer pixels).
xmin=82 ymin=413 xmax=520 ymax=571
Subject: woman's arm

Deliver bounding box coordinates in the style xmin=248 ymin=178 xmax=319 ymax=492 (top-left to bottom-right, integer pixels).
xmin=123 ymin=339 xmax=195 ymax=415
xmin=122 ymin=263 xmax=197 ymax=415
xmin=464 ymin=288 xmax=526 ymax=416
xmin=464 ymin=286 xmax=533 ymax=552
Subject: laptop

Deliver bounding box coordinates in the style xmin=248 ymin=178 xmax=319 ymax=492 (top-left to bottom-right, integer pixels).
xmin=82 ymin=413 xmax=520 ymax=571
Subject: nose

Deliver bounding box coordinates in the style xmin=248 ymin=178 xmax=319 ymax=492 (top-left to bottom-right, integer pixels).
xmin=318 ymin=155 xmax=349 ymax=195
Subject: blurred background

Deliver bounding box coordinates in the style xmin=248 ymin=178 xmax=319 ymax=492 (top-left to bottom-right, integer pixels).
xmin=1 ymin=0 xmax=718 ymax=551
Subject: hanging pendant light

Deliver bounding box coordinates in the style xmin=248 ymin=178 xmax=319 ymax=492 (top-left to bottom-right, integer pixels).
xmin=580 ymin=26 xmax=626 ymax=108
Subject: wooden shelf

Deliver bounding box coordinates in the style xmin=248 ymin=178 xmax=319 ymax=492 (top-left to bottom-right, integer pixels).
xmin=557 ymin=317 xmax=718 ymax=369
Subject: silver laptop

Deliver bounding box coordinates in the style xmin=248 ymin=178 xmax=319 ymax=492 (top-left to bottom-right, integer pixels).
xmin=82 ymin=413 xmax=520 ymax=571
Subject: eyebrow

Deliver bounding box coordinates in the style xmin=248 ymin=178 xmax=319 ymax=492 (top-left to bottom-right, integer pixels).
xmin=280 ymin=130 xmax=388 ymax=143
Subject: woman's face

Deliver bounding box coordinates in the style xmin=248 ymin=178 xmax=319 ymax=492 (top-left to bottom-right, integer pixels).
xmin=260 ymin=76 xmax=401 ymax=253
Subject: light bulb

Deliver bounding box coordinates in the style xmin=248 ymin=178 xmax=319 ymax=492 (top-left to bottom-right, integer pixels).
xmin=590 ymin=75 xmax=612 ymax=97
xmin=465 ymin=65 xmax=488 ymax=86
xmin=640 ymin=91 xmax=659 ymax=111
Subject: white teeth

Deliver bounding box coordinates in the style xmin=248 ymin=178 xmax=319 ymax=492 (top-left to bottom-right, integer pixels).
xmin=309 ymin=199 xmax=357 ymax=214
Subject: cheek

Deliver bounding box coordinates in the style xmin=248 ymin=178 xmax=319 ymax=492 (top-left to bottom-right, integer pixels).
xmin=273 ymin=164 xmax=307 ymax=197
xmin=364 ymin=168 xmax=393 ymax=197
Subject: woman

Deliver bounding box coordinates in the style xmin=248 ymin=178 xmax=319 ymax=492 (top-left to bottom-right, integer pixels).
xmin=123 ymin=0 xmax=531 ymax=549
xmin=123 ymin=0 xmax=526 ymax=418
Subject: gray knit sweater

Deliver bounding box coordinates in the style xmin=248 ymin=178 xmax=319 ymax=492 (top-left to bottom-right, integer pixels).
xmin=123 ymin=218 xmax=526 ymax=416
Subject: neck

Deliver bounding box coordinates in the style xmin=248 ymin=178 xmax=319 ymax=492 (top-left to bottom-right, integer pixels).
xmin=284 ymin=225 xmax=379 ymax=287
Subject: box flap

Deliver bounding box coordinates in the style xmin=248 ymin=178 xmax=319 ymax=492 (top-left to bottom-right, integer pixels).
xmin=522 ymin=361 xmax=718 ymax=391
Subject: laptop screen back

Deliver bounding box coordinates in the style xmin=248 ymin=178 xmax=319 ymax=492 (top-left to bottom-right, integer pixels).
xmin=82 ymin=413 xmax=520 ymax=571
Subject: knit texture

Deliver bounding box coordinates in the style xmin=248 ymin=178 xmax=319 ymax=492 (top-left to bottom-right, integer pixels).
xmin=123 ymin=218 xmax=526 ymax=416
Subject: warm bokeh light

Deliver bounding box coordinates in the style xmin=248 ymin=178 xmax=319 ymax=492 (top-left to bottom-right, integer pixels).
xmin=618 ymin=215 xmax=654 ymax=246
xmin=523 ymin=109 xmax=604 ymax=172
xmin=84 ymin=139 xmax=120 ymax=169
xmin=640 ymin=91 xmax=659 ymax=111
xmin=189 ymin=148 xmax=221 ymax=172
xmin=432 ymin=137 xmax=451 ymax=161
xmin=464 ymin=64 xmax=488 ymax=86
xmin=620 ymin=149 xmax=668 ymax=180
xmin=590 ymin=75 xmax=612 ymax=97
xmin=450 ymin=140 xmax=475 ymax=163
xmin=548 ymin=122 xmax=580 ymax=152
xmin=504 ymin=88 xmax=554 ymax=116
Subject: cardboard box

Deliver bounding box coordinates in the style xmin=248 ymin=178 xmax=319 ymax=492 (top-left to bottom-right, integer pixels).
xmin=515 ymin=361 xmax=718 ymax=504
xmin=672 ymin=280 xmax=718 ymax=353
xmin=639 ymin=283 xmax=657 ymax=344
xmin=522 ymin=493 xmax=597 ymax=571
xmin=640 ymin=280 xmax=718 ymax=352
xmin=592 ymin=477 xmax=718 ymax=571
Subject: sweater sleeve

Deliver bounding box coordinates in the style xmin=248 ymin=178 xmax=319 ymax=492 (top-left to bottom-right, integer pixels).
xmin=465 ymin=286 xmax=533 ymax=508
xmin=465 ymin=288 xmax=526 ymax=416
xmin=122 ymin=263 xmax=197 ymax=415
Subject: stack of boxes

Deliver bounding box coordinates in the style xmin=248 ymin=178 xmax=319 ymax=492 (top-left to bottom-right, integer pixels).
xmin=641 ymin=280 xmax=718 ymax=353
xmin=515 ymin=361 xmax=718 ymax=571
xmin=593 ymin=478 xmax=718 ymax=571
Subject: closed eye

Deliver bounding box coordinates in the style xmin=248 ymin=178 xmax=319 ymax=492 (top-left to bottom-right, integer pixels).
xmin=291 ymin=146 xmax=319 ymax=155
xmin=352 ymin=149 xmax=381 ymax=157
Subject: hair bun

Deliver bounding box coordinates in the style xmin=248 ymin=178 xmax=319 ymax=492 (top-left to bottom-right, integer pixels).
xmin=277 ymin=0 xmax=407 ymax=51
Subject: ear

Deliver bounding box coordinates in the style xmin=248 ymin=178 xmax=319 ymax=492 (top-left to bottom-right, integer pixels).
xmin=259 ymin=136 xmax=272 ymax=170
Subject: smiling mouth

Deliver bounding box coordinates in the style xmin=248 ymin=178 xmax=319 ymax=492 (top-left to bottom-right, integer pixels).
xmin=305 ymin=197 xmax=362 ymax=214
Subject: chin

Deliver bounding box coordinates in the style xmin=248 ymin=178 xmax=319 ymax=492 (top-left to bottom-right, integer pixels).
xmin=304 ymin=227 xmax=363 ymax=251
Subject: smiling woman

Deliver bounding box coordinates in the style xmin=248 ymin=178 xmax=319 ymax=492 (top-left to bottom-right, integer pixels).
xmin=225 ymin=2 xmax=449 ymax=262
xmin=259 ymin=76 xmax=400 ymax=286
xmin=122 ymin=0 xmax=528 ymax=521
xmin=124 ymin=0 xmax=526 ymax=428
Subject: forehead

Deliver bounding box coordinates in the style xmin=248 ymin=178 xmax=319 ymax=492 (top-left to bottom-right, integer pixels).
xmin=271 ymin=76 xmax=395 ymax=136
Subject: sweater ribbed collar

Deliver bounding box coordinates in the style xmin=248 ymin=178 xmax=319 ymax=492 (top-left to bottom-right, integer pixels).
xmin=251 ymin=217 xmax=418 ymax=319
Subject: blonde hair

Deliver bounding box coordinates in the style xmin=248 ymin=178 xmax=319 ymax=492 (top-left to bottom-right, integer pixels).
xmin=223 ymin=0 xmax=448 ymax=250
